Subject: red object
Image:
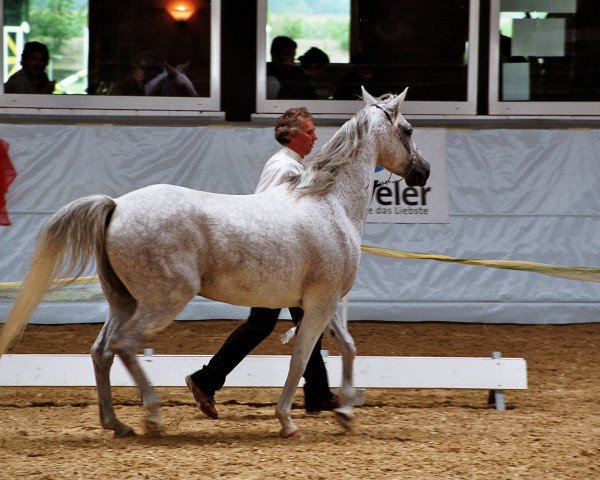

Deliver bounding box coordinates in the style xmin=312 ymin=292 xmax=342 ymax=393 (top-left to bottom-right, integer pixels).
xmin=0 ymin=140 xmax=17 ymax=226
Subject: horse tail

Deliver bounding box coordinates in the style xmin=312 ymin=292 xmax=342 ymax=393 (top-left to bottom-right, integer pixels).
xmin=0 ymin=195 xmax=116 ymax=356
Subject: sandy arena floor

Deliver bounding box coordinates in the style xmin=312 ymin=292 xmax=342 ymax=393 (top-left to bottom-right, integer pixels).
xmin=1 ymin=320 xmax=599 ymax=479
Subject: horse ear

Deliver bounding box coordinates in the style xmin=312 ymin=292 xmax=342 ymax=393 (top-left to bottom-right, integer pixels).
xmin=176 ymin=61 xmax=191 ymax=72
xmin=398 ymin=87 xmax=408 ymax=103
xmin=388 ymin=87 xmax=409 ymax=113
xmin=361 ymin=86 xmax=377 ymax=105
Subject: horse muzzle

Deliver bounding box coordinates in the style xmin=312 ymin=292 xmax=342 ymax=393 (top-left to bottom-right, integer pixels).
xmin=404 ymin=152 xmax=430 ymax=187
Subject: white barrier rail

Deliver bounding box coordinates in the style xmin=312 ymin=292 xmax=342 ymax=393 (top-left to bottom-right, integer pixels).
xmin=0 ymin=353 xmax=527 ymax=410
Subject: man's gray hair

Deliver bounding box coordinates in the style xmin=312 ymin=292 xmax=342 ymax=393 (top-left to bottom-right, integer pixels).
xmin=274 ymin=107 xmax=313 ymax=145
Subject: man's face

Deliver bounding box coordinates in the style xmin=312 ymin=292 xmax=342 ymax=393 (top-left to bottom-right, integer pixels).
xmin=22 ymin=52 xmax=48 ymax=76
xmin=288 ymin=118 xmax=317 ymax=158
xmin=274 ymin=46 xmax=296 ymax=64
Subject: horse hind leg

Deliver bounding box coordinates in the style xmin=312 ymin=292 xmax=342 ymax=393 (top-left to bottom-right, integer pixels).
xmin=92 ymin=300 xmax=186 ymax=437
xmin=116 ymin=346 xmax=162 ymax=436
xmin=91 ymin=311 xmax=136 ymax=437
xmin=113 ymin=301 xmax=195 ymax=435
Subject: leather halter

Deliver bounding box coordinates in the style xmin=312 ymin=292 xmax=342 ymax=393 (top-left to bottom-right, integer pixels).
xmin=372 ymin=103 xmax=417 ymax=180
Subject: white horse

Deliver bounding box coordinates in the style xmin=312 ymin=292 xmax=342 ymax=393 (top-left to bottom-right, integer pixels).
xmin=0 ymin=87 xmax=429 ymax=438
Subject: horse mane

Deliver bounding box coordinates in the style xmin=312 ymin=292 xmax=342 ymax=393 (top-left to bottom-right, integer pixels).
xmin=288 ymin=106 xmax=372 ymax=197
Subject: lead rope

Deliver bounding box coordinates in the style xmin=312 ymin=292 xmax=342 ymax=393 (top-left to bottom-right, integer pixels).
xmin=379 ymin=171 xmax=394 ymax=186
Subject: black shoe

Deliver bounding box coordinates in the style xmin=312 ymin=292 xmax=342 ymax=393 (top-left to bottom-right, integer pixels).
xmin=305 ymin=395 xmax=340 ymax=414
xmin=185 ymin=375 xmax=218 ymax=419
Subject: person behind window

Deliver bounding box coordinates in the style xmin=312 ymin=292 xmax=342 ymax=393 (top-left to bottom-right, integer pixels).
xmin=117 ymin=51 xmax=199 ymax=97
xmin=266 ymin=36 xmax=301 ymax=99
xmin=4 ymin=41 xmax=55 ymax=94
xmin=268 ymin=40 xmax=331 ymax=100
xmin=278 ymin=46 xmax=331 ymax=100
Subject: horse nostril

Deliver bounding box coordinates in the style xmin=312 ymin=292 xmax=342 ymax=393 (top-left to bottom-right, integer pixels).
xmin=405 ymin=168 xmax=429 ymax=187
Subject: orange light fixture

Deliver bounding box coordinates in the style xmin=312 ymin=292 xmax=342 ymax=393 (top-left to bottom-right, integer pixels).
xmin=168 ymin=3 xmax=195 ymax=22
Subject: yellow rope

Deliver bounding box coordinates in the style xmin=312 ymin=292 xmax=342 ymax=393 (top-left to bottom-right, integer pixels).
xmin=2 ymin=246 xmax=600 ymax=301
xmin=0 ymin=276 xmax=99 ymax=289
xmin=0 ymin=276 xmax=103 ymax=301
xmin=361 ymin=245 xmax=600 ymax=283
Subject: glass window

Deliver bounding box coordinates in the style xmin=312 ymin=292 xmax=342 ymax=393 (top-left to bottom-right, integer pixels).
xmin=1 ymin=0 xmax=221 ymax=115
xmin=489 ymin=0 xmax=600 ymax=115
xmin=256 ymin=0 xmax=479 ymax=116
xmin=3 ymin=0 xmax=88 ymax=95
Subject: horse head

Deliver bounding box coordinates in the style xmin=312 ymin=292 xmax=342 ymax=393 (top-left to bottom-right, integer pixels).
xmin=362 ymin=86 xmax=430 ymax=187
xmin=144 ymin=63 xmax=199 ymax=97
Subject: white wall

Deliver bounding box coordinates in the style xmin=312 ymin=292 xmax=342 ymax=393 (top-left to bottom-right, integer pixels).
xmin=1 ymin=123 xmax=599 ymax=324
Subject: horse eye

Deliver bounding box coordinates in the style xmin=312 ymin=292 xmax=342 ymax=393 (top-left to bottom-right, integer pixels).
xmin=404 ymin=126 xmax=413 ymax=135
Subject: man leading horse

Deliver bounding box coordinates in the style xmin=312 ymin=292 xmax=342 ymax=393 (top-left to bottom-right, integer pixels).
xmin=185 ymin=107 xmax=341 ymax=418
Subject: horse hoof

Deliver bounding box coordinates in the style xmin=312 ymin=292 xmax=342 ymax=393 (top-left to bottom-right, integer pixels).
xmin=279 ymin=428 xmax=303 ymax=440
xmin=113 ymin=425 xmax=136 ymax=438
xmin=145 ymin=420 xmax=163 ymax=436
xmin=334 ymin=410 xmax=353 ymax=430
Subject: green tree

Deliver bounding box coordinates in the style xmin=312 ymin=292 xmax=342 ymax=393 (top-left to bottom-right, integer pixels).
xmin=29 ymin=0 xmax=86 ymax=55
xmin=269 ymin=13 xmax=302 ymax=40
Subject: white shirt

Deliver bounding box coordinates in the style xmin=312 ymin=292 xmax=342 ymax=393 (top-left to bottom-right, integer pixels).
xmin=255 ymin=146 xmax=304 ymax=193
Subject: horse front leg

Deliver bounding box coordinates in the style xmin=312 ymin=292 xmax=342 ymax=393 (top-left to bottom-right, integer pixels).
xmin=276 ymin=307 xmax=331 ymax=439
xmin=276 ymin=355 xmax=307 ymax=439
xmin=328 ymin=311 xmax=357 ymax=428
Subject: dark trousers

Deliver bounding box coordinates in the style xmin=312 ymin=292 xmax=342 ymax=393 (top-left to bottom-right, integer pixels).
xmin=190 ymin=307 xmax=333 ymax=409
